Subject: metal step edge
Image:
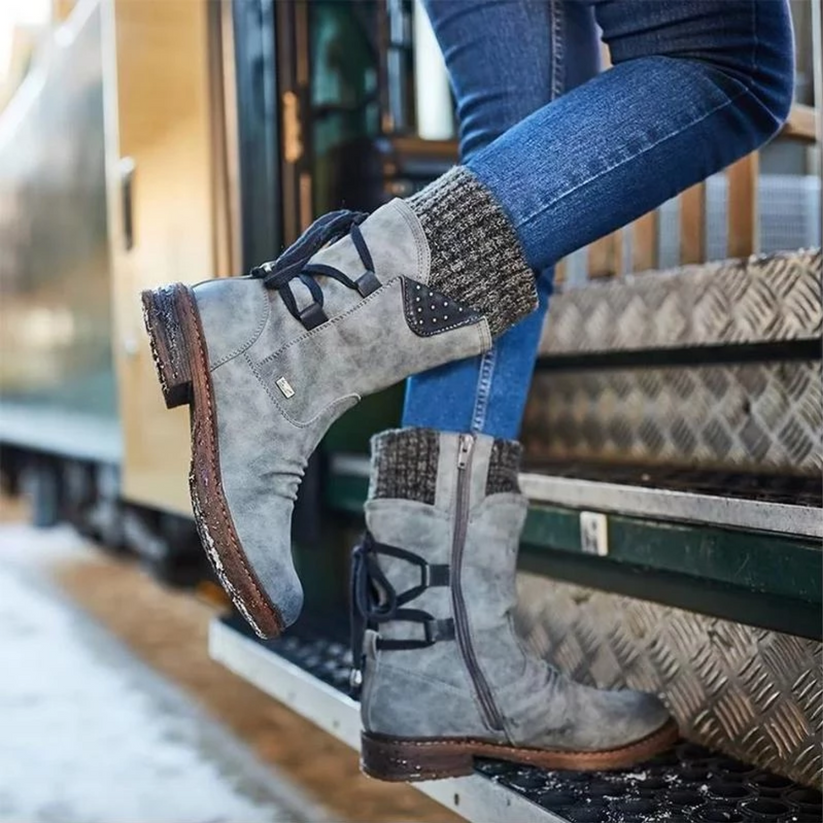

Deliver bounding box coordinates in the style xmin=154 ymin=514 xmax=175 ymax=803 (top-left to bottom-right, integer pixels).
xmin=329 ymin=455 xmax=821 ymax=539
xmin=208 ymin=617 xmax=565 ymax=823
xmin=518 ymin=474 xmax=821 ymax=539
xmin=540 ymin=249 xmax=822 ymax=356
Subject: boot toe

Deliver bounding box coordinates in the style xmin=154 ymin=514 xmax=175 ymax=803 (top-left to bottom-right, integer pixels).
xmin=614 ymin=689 xmax=674 ymax=745
xmin=226 ymin=499 xmax=306 ymax=630
xmin=579 ymin=685 xmax=675 ymax=751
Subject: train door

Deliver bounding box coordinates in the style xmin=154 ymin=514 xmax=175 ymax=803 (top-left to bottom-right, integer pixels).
xmin=104 ymin=0 xmax=237 ymax=515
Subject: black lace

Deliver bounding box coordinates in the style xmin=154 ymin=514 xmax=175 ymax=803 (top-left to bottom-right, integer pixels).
xmin=250 ymin=209 xmax=381 ymax=330
xmin=349 ymin=531 xmax=453 ymax=698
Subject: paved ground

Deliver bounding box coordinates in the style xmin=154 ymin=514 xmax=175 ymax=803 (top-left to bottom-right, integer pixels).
xmin=0 ymin=524 xmax=330 ymax=823
xmin=0 ymin=503 xmax=457 ymax=823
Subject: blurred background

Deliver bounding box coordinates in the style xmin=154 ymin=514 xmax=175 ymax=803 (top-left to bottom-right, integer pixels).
xmin=0 ymin=2 xmax=820 ymax=822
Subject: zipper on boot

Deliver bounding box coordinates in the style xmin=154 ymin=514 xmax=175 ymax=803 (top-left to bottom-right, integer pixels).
xmin=451 ymin=434 xmax=506 ymax=732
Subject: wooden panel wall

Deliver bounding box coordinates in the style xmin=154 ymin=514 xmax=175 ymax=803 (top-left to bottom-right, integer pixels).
xmin=104 ymin=0 xmax=229 ymax=514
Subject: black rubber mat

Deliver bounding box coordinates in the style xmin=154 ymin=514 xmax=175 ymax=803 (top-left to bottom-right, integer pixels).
xmin=477 ymin=750 xmax=822 ymax=822
xmin=230 ymin=616 xmax=822 ymax=823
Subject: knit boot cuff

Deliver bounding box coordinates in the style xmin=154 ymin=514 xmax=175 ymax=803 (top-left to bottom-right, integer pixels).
xmin=369 ymin=428 xmax=523 ymax=505
xmin=407 ymin=166 xmax=537 ymax=338
xmin=369 ymin=428 xmax=440 ymax=504
xmin=487 ymin=438 xmax=522 ymax=496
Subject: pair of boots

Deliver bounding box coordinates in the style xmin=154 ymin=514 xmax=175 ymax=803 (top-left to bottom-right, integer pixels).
xmin=141 ymin=173 xmax=677 ymax=780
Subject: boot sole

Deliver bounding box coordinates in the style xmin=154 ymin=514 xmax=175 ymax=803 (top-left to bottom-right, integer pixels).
xmin=141 ymin=283 xmax=284 ymax=639
xmin=361 ymin=718 xmax=680 ymax=782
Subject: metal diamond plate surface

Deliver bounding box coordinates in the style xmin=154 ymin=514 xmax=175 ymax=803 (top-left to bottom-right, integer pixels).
xmin=541 ymin=249 xmax=822 ymax=355
xmin=515 ymin=574 xmax=823 ymax=788
xmin=224 ymin=615 xmax=823 ymax=821
xmin=523 ymin=361 xmax=821 ymax=474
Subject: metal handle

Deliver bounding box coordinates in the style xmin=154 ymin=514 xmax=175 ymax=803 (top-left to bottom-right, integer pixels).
xmin=119 ymin=156 xmax=135 ymax=251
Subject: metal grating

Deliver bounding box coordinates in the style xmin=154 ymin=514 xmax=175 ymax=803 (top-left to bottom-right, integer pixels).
xmin=477 ymin=745 xmax=823 ymax=823
xmin=515 ymin=575 xmax=823 ymax=788
xmin=268 ymin=625 xmax=353 ymax=693
xmin=223 ymin=616 xmax=823 ymax=822
xmin=523 ymin=360 xmax=822 ymax=475
xmin=704 ymin=174 xmax=822 ymax=259
xmin=521 ymin=462 xmax=822 ymax=508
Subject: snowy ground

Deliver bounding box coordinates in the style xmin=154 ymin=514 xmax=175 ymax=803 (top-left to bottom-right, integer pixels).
xmin=0 ymin=523 xmax=332 ymax=823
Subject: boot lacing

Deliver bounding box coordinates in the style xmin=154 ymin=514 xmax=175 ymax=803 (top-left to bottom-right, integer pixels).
xmin=350 ymin=532 xmax=454 ymax=698
xmin=251 ymin=210 xmax=381 ymax=330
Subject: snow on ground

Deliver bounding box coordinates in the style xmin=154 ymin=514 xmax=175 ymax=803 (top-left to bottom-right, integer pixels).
xmin=0 ymin=523 xmax=332 ymax=823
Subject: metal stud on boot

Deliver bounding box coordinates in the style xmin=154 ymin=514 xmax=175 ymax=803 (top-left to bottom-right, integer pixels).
xmin=352 ymin=428 xmax=679 ymax=781
xmin=141 ymin=169 xmax=538 ymax=638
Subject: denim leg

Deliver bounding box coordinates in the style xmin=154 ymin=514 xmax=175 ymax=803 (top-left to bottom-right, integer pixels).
xmin=468 ymin=0 xmax=795 ymax=273
xmin=402 ymin=0 xmax=600 ymax=440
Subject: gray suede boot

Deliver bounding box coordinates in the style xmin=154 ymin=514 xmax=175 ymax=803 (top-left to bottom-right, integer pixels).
xmin=353 ymin=428 xmax=679 ymax=781
xmin=141 ymin=168 xmax=537 ymax=638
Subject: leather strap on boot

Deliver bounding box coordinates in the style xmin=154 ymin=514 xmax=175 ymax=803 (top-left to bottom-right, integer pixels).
xmin=350 ymin=531 xmax=454 ymax=698
xmin=251 ymin=209 xmax=380 ymax=330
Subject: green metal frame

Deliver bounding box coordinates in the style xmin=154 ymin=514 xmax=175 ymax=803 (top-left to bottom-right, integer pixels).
xmin=325 ymin=471 xmax=822 ymax=640
xmin=521 ymin=504 xmax=821 ymax=603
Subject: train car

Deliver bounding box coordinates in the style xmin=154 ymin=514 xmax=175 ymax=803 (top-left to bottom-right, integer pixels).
xmin=1 ymin=1 xmax=821 ymax=820
xmin=0 ymin=1 xmax=118 ymax=526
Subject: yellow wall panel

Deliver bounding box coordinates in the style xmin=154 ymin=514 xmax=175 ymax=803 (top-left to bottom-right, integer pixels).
xmin=105 ymin=0 xmax=222 ymax=514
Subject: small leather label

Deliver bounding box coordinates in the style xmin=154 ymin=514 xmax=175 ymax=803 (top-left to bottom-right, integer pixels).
xmin=276 ymin=377 xmax=295 ymax=398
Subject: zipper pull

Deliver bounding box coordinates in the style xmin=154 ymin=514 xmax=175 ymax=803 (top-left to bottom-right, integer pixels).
xmin=457 ymin=434 xmax=474 ymax=470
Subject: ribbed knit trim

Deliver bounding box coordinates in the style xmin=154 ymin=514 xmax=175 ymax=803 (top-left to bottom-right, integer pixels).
xmin=407 ymin=166 xmax=537 ymax=338
xmin=369 ymin=427 xmax=522 ymax=504
xmin=487 ymin=439 xmax=522 ymax=495
xmin=369 ymin=428 xmax=440 ymax=505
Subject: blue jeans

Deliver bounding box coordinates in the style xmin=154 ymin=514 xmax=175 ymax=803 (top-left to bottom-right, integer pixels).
xmin=402 ymin=0 xmax=794 ymax=440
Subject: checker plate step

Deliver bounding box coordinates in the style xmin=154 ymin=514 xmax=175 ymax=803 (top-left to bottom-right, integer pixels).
xmin=213 ymin=615 xmax=822 ymax=823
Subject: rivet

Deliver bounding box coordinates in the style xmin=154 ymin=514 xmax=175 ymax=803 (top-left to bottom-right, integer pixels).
xmin=416 ymin=284 xmax=421 ymax=290
xmin=444 ymin=302 xmax=448 ymax=307
xmin=431 ymin=305 xmax=435 ymax=309
xmin=418 ymin=320 xmax=423 ymax=325
xmin=444 ymin=315 xmax=449 ymax=320
xmin=417 ymin=308 xmax=422 ymax=312
xmin=432 ymin=318 xmax=437 ymax=323
xmin=416 ymin=297 xmax=420 ymax=302
xmin=459 ymin=307 xmax=463 ymax=312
